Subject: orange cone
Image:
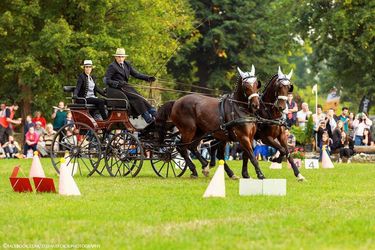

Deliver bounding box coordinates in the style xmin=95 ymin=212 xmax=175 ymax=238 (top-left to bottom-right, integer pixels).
xmin=59 ymin=158 xmax=81 ymax=196
xmin=29 ymin=151 xmax=46 ymax=178
xmin=203 ymin=160 xmax=225 ymax=198
xmin=322 ymin=148 xmax=334 ymax=169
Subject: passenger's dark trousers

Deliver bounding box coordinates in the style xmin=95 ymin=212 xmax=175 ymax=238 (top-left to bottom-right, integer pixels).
xmin=339 ymin=148 xmax=354 ymax=158
xmin=86 ymin=98 xmax=107 ymax=119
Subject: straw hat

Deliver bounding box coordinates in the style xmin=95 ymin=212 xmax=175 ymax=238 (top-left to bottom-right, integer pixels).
xmin=81 ymin=60 xmax=95 ymax=69
xmin=113 ymin=48 xmax=128 ymax=57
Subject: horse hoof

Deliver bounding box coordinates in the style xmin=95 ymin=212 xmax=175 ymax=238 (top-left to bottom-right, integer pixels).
xmin=297 ymin=174 xmax=306 ymax=182
xmin=190 ymin=174 xmax=198 ymax=179
xmin=257 ymin=175 xmax=266 ymax=180
xmin=242 ymin=174 xmax=250 ymax=179
xmin=202 ymin=167 xmax=210 ymax=177
xmin=230 ymin=175 xmax=240 ymax=180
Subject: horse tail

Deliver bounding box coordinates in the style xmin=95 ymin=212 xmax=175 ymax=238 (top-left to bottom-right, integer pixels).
xmin=155 ymin=101 xmax=175 ymax=143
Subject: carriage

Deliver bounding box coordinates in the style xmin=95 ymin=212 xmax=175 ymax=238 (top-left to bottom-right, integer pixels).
xmin=49 ymin=86 xmax=187 ymax=178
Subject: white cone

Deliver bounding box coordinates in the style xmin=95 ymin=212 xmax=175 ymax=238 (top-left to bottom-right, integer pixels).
xmin=64 ymin=152 xmax=78 ymax=176
xmin=29 ymin=151 xmax=46 ymax=178
xmin=203 ymin=160 xmax=225 ymax=198
xmin=322 ymin=150 xmax=334 ymax=168
xmin=59 ymin=158 xmax=81 ymax=196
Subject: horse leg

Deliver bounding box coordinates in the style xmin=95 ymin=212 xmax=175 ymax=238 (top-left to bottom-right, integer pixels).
xmin=239 ymin=137 xmax=265 ymax=179
xmin=278 ymin=137 xmax=306 ymax=181
xmin=217 ymin=142 xmax=238 ymax=180
xmin=189 ymin=141 xmax=210 ymax=177
xmin=262 ymin=136 xmax=287 ymax=163
xmin=177 ymin=146 xmax=198 ymax=178
xmin=209 ymin=140 xmax=218 ymax=167
xmin=241 ymin=154 xmax=250 ymax=179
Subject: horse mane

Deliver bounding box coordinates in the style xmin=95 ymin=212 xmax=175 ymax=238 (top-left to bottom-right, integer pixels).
xmin=262 ymin=74 xmax=278 ymax=94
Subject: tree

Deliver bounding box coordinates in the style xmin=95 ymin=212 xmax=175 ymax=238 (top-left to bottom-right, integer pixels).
xmin=169 ymin=0 xmax=302 ymax=93
xmin=292 ymin=0 xmax=375 ymax=109
xmin=0 ymin=0 xmax=195 ymax=118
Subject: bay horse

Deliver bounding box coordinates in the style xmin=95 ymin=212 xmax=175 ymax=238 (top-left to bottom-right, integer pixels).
xmin=156 ymin=66 xmax=262 ymax=178
xmin=243 ymin=66 xmax=306 ymax=181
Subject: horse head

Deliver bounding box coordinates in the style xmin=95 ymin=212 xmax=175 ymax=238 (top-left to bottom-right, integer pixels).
xmin=263 ymin=66 xmax=294 ymax=113
xmin=237 ymin=65 xmax=261 ymax=113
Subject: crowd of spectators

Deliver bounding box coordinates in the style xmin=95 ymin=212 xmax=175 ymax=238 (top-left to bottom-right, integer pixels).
xmin=0 ymin=101 xmax=68 ymax=159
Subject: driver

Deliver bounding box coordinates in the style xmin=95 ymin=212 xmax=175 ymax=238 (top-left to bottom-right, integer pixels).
xmin=104 ymin=48 xmax=156 ymax=124
xmin=74 ymin=60 xmax=107 ymax=120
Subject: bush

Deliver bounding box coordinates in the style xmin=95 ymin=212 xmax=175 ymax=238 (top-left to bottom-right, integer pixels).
xmin=291 ymin=115 xmax=314 ymax=146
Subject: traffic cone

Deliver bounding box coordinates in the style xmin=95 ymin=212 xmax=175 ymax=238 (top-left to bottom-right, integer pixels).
xmin=29 ymin=151 xmax=46 ymax=178
xmin=64 ymin=151 xmax=78 ymax=176
xmin=203 ymin=160 xmax=226 ymax=198
xmin=322 ymin=149 xmax=334 ymax=169
xmin=59 ymin=158 xmax=81 ymax=196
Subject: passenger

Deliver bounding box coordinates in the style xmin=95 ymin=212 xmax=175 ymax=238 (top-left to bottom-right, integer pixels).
xmin=74 ymin=60 xmax=107 ymax=120
xmin=104 ymin=48 xmax=156 ymax=124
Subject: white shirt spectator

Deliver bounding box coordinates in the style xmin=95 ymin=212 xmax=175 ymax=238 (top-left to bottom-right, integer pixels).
xmin=352 ymin=116 xmax=373 ymax=136
xmin=297 ymin=103 xmax=312 ymax=128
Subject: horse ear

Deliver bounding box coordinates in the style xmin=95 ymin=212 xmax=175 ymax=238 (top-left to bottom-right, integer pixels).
xmin=289 ymin=85 xmax=294 ymax=92
xmin=278 ymin=66 xmax=283 ymax=78
xmin=287 ymin=69 xmax=293 ymax=80
xmin=257 ymin=80 xmax=262 ymax=89
xmin=237 ymin=67 xmax=245 ymax=78
xmin=250 ymin=64 xmax=255 ymax=76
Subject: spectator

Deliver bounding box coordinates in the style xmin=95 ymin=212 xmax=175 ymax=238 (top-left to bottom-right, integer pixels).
xmin=65 ymin=111 xmax=74 ymax=128
xmin=2 ymin=135 xmax=21 ymax=158
xmin=325 ymin=108 xmax=337 ymax=136
xmin=331 ymin=120 xmax=344 ymax=151
xmin=0 ymin=103 xmax=22 ymax=144
xmin=0 ymin=143 xmax=6 ymax=158
xmin=313 ymin=104 xmax=326 ymax=131
xmin=286 ymin=93 xmax=298 ymax=127
xmin=338 ymin=107 xmax=350 ymax=133
xmin=24 ymin=115 xmax=34 ymax=137
xmin=34 ymin=121 xmax=45 ymax=137
xmin=52 ymin=101 xmax=67 ymax=131
xmin=327 ymin=87 xmax=339 ymax=100
xmin=24 ymin=126 xmax=39 ymax=156
xmin=285 ymin=128 xmax=296 ymax=152
xmin=317 ymin=120 xmax=329 ymax=148
xmin=296 ymin=102 xmax=312 ymax=128
xmin=32 ymin=111 xmax=47 ymax=128
xmin=338 ymin=131 xmax=355 ymax=163
xmin=320 ymin=131 xmax=332 ymax=160
xmin=43 ymin=123 xmax=57 ymax=152
xmin=352 ymin=112 xmax=373 ymax=145
xmin=0 ymin=103 xmax=6 ymax=117
xmin=362 ymin=128 xmax=374 ymax=146
xmin=348 ymin=112 xmax=355 ymax=136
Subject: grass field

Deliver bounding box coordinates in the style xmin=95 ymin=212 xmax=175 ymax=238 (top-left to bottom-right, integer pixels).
xmin=0 ymin=158 xmax=374 ymax=250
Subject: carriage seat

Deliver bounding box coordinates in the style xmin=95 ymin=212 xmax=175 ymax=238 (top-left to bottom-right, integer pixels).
xmin=104 ymin=87 xmax=129 ymax=111
xmin=63 ymin=85 xmax=97 ymax=110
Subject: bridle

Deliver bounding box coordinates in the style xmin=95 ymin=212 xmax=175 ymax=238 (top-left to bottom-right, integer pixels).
xmin=260 ymin=76 xmax=292 ymax=118
xmin=241 ymin=75 xmax=260 ymax=108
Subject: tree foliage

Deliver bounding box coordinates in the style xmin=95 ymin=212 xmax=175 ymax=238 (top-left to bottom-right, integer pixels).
xmin=292 ymin=0 xmax=375 ymax=107
xmin=0 ymin=0 xmax=195 ymax=117
xmin=169 ymin=0 xmax=301 ymax=92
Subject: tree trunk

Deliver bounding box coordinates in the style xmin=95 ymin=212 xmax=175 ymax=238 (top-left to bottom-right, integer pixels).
xmin=17 ymin=76 xmax=32 ymax=127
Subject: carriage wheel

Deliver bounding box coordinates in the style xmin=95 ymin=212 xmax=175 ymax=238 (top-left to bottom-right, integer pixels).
xmin=150 ymin=146 xmax=187 ymax=178
xmin=105 ymin=131 xmax=144 ymax=177
xmin=50 ymin=122 xmax=101 ymax=177
xmin=95 ymin=129 xmax=116 ymax=176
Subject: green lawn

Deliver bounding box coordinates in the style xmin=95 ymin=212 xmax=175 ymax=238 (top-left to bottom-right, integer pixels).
xmin=0 ymin=158 xmax=374 ymax=250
